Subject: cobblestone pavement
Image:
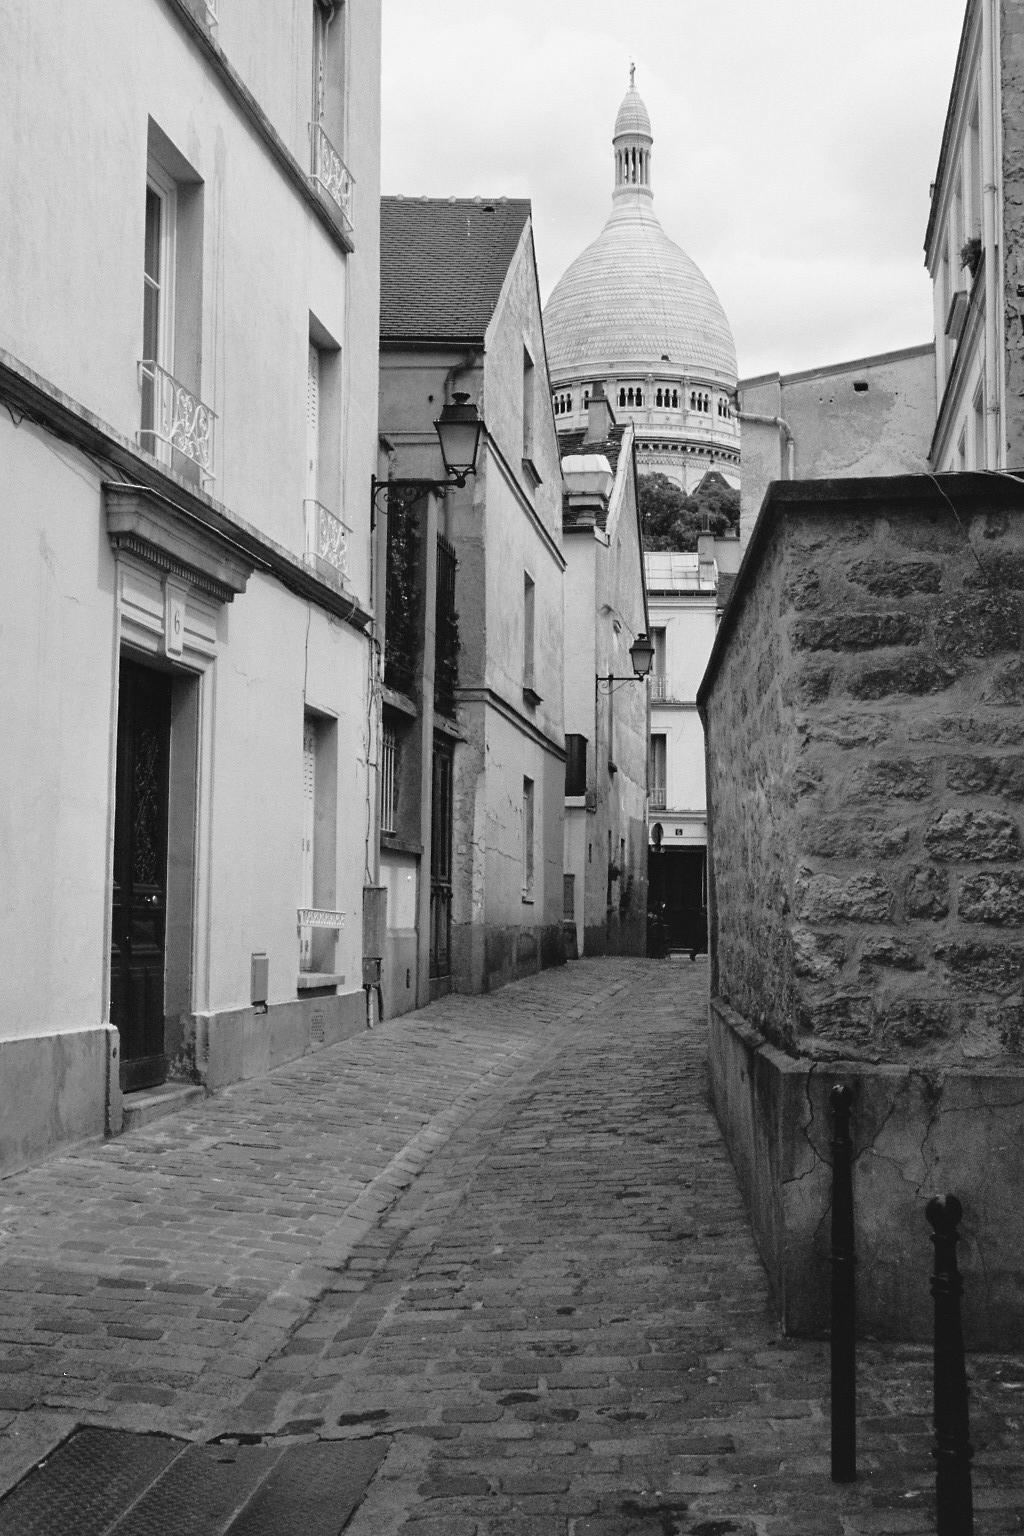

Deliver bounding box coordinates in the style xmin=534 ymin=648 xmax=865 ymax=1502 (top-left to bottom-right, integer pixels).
xmin=0 ymin=957 xmax=1022 ymax=1533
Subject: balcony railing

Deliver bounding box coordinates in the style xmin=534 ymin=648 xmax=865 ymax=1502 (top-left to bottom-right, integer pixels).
xmin=651 ymin=674 xmax=668 ymax=701
xmin=138 ymin=360 xmax=216 ymax=483
xmin=297 ymin=906 xmax=345 ymax=973
xmin=650 ymin=786 xmax=667 ymax=810
xmin=310 ymin=122 xmax=354 ymax=233
xmin=304 ymin=499 xmax=351 ymax=584
xmin=203 ymin=0 xmax=218 ymax=23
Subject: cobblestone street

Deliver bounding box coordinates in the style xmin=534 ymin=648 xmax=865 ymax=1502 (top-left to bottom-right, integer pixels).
xmin=0 ymin=958 xmax=1021 ymax=1533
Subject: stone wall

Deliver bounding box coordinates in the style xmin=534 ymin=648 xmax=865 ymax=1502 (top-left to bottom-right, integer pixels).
xmin=699 ymin=472 xmax=1024 ymax=1344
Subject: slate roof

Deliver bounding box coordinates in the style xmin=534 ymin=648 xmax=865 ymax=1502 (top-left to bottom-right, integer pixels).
xmin=557 ymin=424 xmax=627 ymax=476
xmin=380 ymin=196 xmax=532 ymax=344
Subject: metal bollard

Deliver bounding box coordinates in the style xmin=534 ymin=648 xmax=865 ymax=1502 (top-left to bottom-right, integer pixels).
xmin=830 ymin=1083 xmax=856 ymax=1483
xmin=926 ymin=1195 xmax=974 ymax=1536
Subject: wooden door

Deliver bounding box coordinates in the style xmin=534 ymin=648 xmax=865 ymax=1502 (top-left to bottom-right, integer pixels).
xmin=110 ymin=659 xmax=172 ymax=1092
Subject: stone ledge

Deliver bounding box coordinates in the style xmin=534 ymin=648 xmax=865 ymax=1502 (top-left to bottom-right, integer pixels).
xmin=707 ymin=992 xmax=1024 ymax=1347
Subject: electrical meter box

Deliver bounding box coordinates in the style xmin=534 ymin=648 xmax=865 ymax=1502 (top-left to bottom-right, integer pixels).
xmin=250 ymin=951 xmax=269 ymax=1008
xmin=362 ymin=885 xmax=387 ymax=962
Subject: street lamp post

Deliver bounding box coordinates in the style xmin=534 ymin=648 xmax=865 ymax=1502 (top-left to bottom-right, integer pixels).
xmin=370 ymin=392 xmax=485 ymax=523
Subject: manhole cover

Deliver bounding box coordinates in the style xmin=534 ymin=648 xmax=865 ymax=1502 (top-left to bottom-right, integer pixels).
xmin=0 ymin=1426 xmax=388 ymax=1536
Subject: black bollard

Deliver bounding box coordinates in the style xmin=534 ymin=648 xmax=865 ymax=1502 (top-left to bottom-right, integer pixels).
xmin=926 ymin=1195 xmax=974 ymax=1536
xmin=830 ymin=1083 xmax=856 ymax=1483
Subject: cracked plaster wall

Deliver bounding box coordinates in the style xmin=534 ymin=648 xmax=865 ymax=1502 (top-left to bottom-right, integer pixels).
xmin=702 ymin=474 xmax=1024 ymax=1342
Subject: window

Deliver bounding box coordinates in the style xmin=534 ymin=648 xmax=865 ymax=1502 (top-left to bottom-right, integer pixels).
xmin=522 ymin=777 xmax=535 ymax=899
xmin=139 ymin=126 xmax=209 ymax=482
xmin=522 ymin=346 xmax=536 ymax=464
xmin=304 ymin=321 xmax=346 ymax=578
xmin=565 ymin=734 xmax=587 ymax=797
xmin=299 ymin=713 xmax=339 ymax=975
xmin=650 ymin=626 xmax=667 ymax=699
xmin=649 ymin=734 xmax=667 ymax=809
xmin=310 ymin=1 xmax=352 ymax=229
xmin=312 ymin=0 xmax=345 ymax=139
xmin=143 ymin=170 xmax=175 ymax=388
xmin=523 ymin=571 xmax=536 ymax=687
xmin=381 ymin=721 xmax=399 ymax=834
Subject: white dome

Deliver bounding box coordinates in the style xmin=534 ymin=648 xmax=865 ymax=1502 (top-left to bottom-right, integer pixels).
xmin=544 ymin=78 xmax=737 ymax=389
xmin=544 ymin=199 xmax=737 ymax=384
xmin=613 ymin=86 xmax=652 ymax=140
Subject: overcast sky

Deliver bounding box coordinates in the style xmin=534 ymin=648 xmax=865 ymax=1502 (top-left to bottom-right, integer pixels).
xmin=381 ymin=1 xmax=966 ymax=380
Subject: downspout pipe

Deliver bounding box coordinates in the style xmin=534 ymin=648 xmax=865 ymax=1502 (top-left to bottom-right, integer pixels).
xmin=738 ymin=410 xmax=795 ymax=478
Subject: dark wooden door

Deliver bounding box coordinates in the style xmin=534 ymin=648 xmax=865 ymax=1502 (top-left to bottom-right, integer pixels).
xmin=110 ymin=659 xmax=172 ymax=1092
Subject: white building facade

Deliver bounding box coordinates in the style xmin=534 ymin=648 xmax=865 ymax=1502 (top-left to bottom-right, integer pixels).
xmin=645 ymin=549 xmax=731 ymax=954
xmin=0 ymin=0 xmax=382 ymax=1173
xmin=925 ymin=0 xmax=1024 ymax=470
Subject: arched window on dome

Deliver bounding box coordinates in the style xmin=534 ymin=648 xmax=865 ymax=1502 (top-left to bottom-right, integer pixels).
xmin=583 ymin=388 xmax=591 ymax=408
xmin=672 ymin=390 xmax=679 ymax=409
xmin=689 ymin=391 xmax=696 ymax=411
xmin=655 ymin=389 xmax=662 ymax=408
xmin=636 ymin=388 xmax=643 ymax=406
xmin=627 ymin=387 xmax=635 ymax=405
xmin=619 ymin=388 xmax=626 ymax=407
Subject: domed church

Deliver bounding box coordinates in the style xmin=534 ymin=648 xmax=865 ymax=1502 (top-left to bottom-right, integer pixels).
xmin=544 ymin=71 xmax=740 ymax=492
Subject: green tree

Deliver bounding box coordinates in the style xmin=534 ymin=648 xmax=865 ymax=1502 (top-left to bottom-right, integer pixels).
xmin=639 ymin=470 xmax=739 ymax=552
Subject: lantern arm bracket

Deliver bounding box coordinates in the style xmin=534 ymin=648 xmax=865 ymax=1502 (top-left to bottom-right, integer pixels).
xmin=370 ymin=476 xmax=461 ymax=527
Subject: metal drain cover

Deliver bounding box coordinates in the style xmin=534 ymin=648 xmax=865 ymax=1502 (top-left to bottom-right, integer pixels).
xmin=0 ymin=1426 xmax=388 ymax=1536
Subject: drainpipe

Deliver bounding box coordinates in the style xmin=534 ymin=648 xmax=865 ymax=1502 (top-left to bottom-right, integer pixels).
xmin=737 ymin=410 xmax=795 ymax=478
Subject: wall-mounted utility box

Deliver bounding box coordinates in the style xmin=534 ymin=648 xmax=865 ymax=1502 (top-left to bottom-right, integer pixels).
xmin=362 ymin=885 xmax=387 ymax=962
xmin=250 ymin=951 xmax=269 ymax=1008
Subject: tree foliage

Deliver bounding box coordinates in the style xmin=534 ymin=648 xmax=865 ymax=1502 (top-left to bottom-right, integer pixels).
xmin=639 ymin=471 xmax=740 ymax=552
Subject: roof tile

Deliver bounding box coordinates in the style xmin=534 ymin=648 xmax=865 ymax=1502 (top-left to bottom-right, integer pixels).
xmin=380 ymin=196 xmax=532 ymax=342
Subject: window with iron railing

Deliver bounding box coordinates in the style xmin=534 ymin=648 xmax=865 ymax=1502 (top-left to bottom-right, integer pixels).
xmin=381 ymin=721 xmax=398 ymax=834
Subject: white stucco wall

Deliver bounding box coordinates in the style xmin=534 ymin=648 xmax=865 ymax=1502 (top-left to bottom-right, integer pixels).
xmin=0 ymin=0 xmax=382 ymax=1165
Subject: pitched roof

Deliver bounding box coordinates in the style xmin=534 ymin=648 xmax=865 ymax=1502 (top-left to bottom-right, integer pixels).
xmin=380 ymin=196 xmax=532 ymax=344
xmin=556 ymin=424 xmax=627 ymax=476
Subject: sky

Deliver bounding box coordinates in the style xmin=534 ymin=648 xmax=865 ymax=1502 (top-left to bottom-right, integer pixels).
xmin=381 ymin=0 xmax=967 ymax=380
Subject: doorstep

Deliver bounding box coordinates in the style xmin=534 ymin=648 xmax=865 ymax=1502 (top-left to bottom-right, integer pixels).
xmin=120 ymin=1081 xmax=206 ymax=1133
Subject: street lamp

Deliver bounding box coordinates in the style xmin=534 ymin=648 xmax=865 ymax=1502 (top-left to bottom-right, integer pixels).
xmin=371 ymin=392 xmax=484 ymax=521
xmin=596 ymin=632 xmax=655 ymax=690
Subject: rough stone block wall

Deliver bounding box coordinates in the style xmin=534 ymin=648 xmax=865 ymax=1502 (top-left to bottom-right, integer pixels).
xmin=705 ymin=474 xmax=1024 ymax=1068
xmin=699 ymin=473 xmax=1024 ymax=1343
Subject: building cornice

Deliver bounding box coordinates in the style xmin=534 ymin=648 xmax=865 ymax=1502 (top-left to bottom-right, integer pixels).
xmin=160 ymin=0 xmax=354 ymax=254
xmin=457 ymin=687 xmax=566 ymax=760
xmin=0 ymin=349 xmax=371 ymax=634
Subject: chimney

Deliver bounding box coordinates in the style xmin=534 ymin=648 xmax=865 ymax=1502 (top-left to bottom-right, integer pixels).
xmin=583 ymin=382 xmax=615 ymax=444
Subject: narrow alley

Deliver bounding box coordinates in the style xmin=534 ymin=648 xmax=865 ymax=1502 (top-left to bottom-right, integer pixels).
xmin=0 ymin=959 xmax=1020 ymax=1534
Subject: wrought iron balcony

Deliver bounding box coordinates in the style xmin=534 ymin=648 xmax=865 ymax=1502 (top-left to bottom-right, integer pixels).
xmin=137 ymin=360 xmax=216 ymax=483
xmin=650 ymin=786 xmax=667 ymax=810
xmin=310 ymin=122 xmax=354 ymax=233
xmin=304 ymin=499 xmax=351 ymax=584
xmin=650 ymin=674 xmax=669 ymax=701
xmin=297 ymin=907 xmax=345 ymax=975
